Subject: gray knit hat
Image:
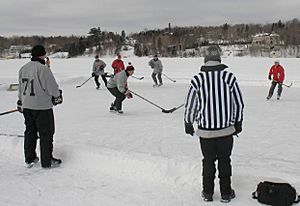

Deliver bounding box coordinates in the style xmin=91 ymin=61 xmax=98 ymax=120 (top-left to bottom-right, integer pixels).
xmin=204 ymin=46 xmax=221 ymax=63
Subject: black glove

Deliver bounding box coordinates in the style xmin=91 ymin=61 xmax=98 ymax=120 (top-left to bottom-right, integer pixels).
xmin=17 ymin=100 xmax=22 ymax=113
xmin=92 ymin=72 xmax=95 ymax=77
xmin=184 ymin=122 xmax=194 ymax=136
xmin=268 ymin=75 xmax=272 ymax=80
xmin=233 ymin=121 xmax=242 ymax=135
xmin=52 ymin=89 xmax=63 ymax=106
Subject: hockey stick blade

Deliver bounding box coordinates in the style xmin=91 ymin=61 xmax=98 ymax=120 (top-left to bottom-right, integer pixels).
xmin=131 ymin=76 xmax=144 ymax=80
xmin=162 ymin=103 xmax=184 ymax=113
xmin=284 ymin=82 xmax=292 ymax=88
xmin=162 ymin=107 xmax=177 ymax=113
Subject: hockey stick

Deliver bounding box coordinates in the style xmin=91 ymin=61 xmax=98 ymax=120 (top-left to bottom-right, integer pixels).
xmin=0 ymin=109 xmax=18 ymax=116
xmin=129 ymin=90 xmax=173 ymax=113
xmin=104 ymin=72 xmax=114 ymax=78
xmin=76 ymin=76 xmax=93 ymax=88
xmin=162 ymin=73 xmax=176 ymax=82
xmin=0 ymin=133 xmax=24 ymax=138
xmin=272 ymin=80 xmax=293 ymax=88
xmin=131 ymin=75 xmax=144 ymax=80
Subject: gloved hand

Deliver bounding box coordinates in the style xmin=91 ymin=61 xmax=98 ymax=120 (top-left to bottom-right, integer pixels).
xmin=268 ymin=75 xmax=272 ymax=80
xmin=184 ymin=122 xmax=194 ymax=136
xmin=233 ymin=121 xmax=242 ymax=135
xmin=17 ymin=100 xmax=22 ymax=113
xmin=125 ymin=90 xmax=133 ymax=99
xmin=46 ymin=57 xmax=50 ymax=68
xmin=92 ymin=72 xmax=96 ymax=77
xmin=52 ymin=89 xmax=63 ymax=106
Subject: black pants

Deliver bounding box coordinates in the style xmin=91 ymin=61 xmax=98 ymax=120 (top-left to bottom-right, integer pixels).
xmin=199 ymin=135 xmax=233 ymax=195
xmin=23 ymin=109 xmax=55 ymax=167
xmin=107 ymin=87 xmax=126 ymax=110
xmin=94 ymin=75 xmax=108 ymax=87
xmin=151 ymin=72 xmax=162 ymax=85
xmin=267 ymin=81 xmax=283 ymax=98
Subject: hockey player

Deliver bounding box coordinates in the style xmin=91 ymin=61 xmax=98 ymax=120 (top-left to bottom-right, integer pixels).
xmin=107 ymin=64 xmax=134 ymax=114
xmin=17 ymin=45 xmax=63 ymax=169
xmin=266 ymin=60 xmax=285 ymax=100
xmin=184 ymin=46 xmax=244 ymax=203
xmin=148 ymin=54 xmax=163 ymax=87
xmin=92 ymin=55 xmax=107 ymax=89
xmin=111 ymin=54 xmax=125 ymax=75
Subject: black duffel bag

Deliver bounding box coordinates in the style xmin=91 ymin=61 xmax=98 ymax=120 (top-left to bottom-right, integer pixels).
xmin=252 ymin=181 xmax=299 ymax=206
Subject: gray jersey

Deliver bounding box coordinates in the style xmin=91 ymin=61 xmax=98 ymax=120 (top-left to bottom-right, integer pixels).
xmin=107 ymin=70 xmax=128 ymax=93
xmin=149 ymin=59 xmax=163 ymax=73
xmin=18 ymin=61 xmax=60 ymax=110
xmin=92 ymin=59 xmax=106 ymax=75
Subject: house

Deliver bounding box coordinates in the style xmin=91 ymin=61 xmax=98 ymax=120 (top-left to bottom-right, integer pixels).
xmin=3 ymin=45 xmax=32 ymax=58
xmin=251 ymin=33 xmax=281 ymax=48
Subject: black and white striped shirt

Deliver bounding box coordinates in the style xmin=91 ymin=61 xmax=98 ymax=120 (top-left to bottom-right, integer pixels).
xmin=184 ymin=63 xmax=244 ymax=130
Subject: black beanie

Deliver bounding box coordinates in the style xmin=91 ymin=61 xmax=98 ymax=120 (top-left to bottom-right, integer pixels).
xmin=204 ymin=46 xmax=221 ymax=63
xmin=31 ymin=45 xmax=46 ymax=57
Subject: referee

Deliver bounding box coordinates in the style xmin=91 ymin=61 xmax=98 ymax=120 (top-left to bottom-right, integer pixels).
xmin=184 ymin=46 xmax=244 ymax=203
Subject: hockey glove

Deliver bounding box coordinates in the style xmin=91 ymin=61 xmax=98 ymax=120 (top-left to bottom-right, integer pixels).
xmin=268 ymin=75 xmax=272 ymax=80
xmin=125 ymin=90 xmax=133 ymax=99
xmin=184 ymin=122 xmax=194 ymax=136
xmin=233 ymin=121 xmax=242 ymax=135
xmin=92 ymin=72 xmax=96 ymax=77
xmin=17 ymin=100 xmax=23 ymax=113
xmin=46 ymin=57 xmax=50 ymax=68
xmin=52 ymin=89 xmax=63 ymax=106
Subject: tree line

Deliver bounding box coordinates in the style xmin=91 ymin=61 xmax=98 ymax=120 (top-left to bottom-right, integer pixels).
xmin=0 ymin=27 xmax=126 ymax=58
xmin=1 ymin=19 xmax=300 ymax=58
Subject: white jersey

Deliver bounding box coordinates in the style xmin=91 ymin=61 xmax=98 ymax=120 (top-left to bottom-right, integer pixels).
xmin=18 ymin=61 xmax=60 ymax=110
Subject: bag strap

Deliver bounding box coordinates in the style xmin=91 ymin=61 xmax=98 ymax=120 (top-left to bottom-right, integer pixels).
xmin=294 ymin=195 xmax=300 ymax=204
xmin=252 ymin=191 xmax=258 ymax=199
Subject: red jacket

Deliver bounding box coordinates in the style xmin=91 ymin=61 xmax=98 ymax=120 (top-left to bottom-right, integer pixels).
xmin=111 ymin=59 xmax=125 ymax=75
xmin=269 ymin=64 xmax=285 ymax=83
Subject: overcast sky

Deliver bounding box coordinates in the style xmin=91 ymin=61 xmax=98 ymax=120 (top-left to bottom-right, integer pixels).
xmin=1 ymin=0 xmax=299 ymax=37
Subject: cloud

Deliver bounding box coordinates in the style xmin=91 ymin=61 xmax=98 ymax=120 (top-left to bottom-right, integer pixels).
xmin=0 ymin=0 xmax=299 ymax=36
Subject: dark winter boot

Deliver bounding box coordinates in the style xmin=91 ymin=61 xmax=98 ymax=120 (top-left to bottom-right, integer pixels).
xmin=51 ymin=157 xmax=62 ymax=167
xmin=42 ymin=157 xmax=62 ymax=169
xmin=25 ymin=157 xmax=39 ymax=168
xmin=202 ymin=191 xmax=213 ymax=202
xmin=221 ymin=189 xmax=235 ymax=203
xmin=110 ymin=103 xmax=117 ymax=111
xmin=117 ymin=110 xmax=124 ymax=114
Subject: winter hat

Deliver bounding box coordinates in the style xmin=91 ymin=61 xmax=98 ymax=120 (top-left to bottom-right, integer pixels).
xmin=126 ymin=62 xmax=135 ymax=71
xmin=31 ymin=45 xmax=46 ymax=57
xmin=117 ymin=54 xmax=121 ymax=58
xmin=204 ymin=46 xmax=221 ymax=63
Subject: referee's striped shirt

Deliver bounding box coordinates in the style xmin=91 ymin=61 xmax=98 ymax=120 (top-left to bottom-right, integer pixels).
xmin=184 ymin=63 xmax=244 ymax=130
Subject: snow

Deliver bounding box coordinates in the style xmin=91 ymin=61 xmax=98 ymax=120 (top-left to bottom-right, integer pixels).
xmin=0 ymin=57 xmax=299 ymax=206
